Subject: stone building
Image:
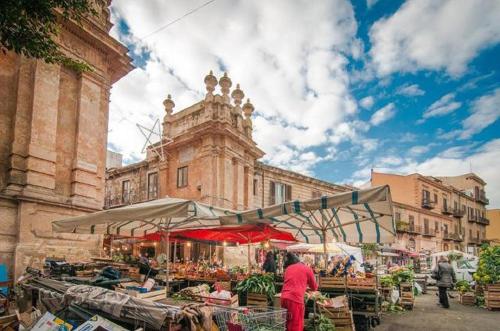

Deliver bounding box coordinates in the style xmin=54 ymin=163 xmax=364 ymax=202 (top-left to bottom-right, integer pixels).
xmin=105 ymin=71 xmax=351 ymax=213
xmin=371 ymin=172 xmax=490 ymax=255
xmin=0 ymin=1 xmax=132 ymax=277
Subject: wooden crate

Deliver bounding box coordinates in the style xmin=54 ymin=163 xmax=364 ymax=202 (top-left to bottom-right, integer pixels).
xmin=347 ymin=277 xmax=376 ymax=290
xmin=116 ymin=287 xmax=167 ymax=302
xmin=485 ymin=284 xmax=500 ymax=310
xmin=459 ymin=292 xmax=475 ymax=305
xmin=319 ymin=277 xmax=346 ymax=289
xmin=247 ymin=292 xmax=268 ymax=307
xmin=318 ymin=302 xmax=355 ymax=331
xmin=399 ymin=283 xmax=414 ymax=309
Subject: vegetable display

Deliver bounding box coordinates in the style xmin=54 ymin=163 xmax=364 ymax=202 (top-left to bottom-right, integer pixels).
xmin=473 ymin=245 xmax=500 ymax=285
xmin=380 ymin=275 xmax=394 ymax=288
xmin=455 ymin=280 xmax=472 ymax=294
xmin=390 ymin=268 xmax=414 ymax=286
xmin=305 ymin=314 xmax=336 ymax=331
xmin=235 ymin=274 xmax=276 ymax=299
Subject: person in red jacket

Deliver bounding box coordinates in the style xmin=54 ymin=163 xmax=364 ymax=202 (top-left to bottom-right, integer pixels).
xmin=281 ymin=252 xmax=318 ymax=331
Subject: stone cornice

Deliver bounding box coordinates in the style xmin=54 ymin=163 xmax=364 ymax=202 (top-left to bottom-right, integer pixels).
xmin=255 ymin=162 xmax=351 ymax=192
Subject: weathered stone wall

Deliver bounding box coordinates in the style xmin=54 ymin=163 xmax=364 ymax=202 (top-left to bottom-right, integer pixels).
xmin=0 ymin=1 xmax=132 ymax=278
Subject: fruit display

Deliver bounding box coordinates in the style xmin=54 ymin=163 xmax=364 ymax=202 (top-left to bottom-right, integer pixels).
xmin=473 ymin=245 xmax=500 ymax=285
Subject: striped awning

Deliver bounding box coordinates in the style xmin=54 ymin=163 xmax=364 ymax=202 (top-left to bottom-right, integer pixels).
xmin=52 ymin=197 xmax=234 ymax=237
xmin=220 ymin=185 xmax=395 ymax=244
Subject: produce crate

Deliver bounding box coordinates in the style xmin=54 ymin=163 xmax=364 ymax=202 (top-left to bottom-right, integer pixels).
xmin=247 ymin=292 xmax=268 ymax=307
xmin=347 ymin=277 xmax=377 ymax=291
xmin=317 ymin=298 xmax=355 ymax=331
xmin=399 ymin=282 xmax=414 ymax=309
xmin=459 ymin=292 xmax=475 ymax=306
xmin=319 ymin=277 xmax=346 ymax=289
xmin=485 ymin=284 xmax=500 ymax=310
xmin=116 ymin=287 xmax=167 ymax=302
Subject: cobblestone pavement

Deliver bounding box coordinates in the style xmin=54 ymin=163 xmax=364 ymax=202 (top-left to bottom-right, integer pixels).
xmin=377 ymin=289 xmax=500 ymax=331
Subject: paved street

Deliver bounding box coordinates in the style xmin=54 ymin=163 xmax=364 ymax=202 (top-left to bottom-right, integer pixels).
xmin=378 ymin=289 xmax=500 ymax=331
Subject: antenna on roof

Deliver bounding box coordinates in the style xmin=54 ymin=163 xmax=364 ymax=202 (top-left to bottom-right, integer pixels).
xmin=136 ymin=118 xmax=172 ymax=162
xmin=469 ymin=160 xmax=473 ymax=173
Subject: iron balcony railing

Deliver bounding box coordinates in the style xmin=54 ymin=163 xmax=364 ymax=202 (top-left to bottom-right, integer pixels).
xmin=475 ymin=190 xmax=489 ymax=205
xmin=452 ymin=208 xmax=465 ymax=218
xmin=422 ymin=228 xmax=436 ymax=237
xmin=477 ymin=217 xmax=490 ymax=225
xmin=421 ymin=199 xmax=435 ymax=209
xmin=396 ymin=222 xmax=421 ymax=234
xmin=441 ymin=205 xmax=453 ymax=215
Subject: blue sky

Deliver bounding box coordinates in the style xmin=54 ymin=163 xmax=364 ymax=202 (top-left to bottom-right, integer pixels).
xmin=107 ymin=0 xmax=500 ymax=207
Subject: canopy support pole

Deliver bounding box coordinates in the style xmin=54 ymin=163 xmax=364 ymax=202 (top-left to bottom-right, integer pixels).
xmin=322 ymin=229 xmax=328 ymax=270
xmin=165 ymin=229 xmax=170 ymax=296
xmin=248 ymin=240 xmax=251 ymax=273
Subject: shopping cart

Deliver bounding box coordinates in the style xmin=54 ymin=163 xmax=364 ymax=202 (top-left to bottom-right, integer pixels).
xmin=213 ymin=306 xmax=287 ymax=331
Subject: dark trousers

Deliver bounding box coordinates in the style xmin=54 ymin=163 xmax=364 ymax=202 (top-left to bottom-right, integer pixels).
xmin=438 ymin=286 xmax=450 ymax=308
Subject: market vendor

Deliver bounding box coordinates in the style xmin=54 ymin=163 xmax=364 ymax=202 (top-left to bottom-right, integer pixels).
xmin=281 ymin=252 xmax=318 ymax=331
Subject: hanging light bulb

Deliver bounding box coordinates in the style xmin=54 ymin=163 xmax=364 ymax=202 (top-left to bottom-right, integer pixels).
xmin=223 ymin=241 xmax=227 ymax=247
xmin=264 ymin=241 xmax=270 ymax=249
xmin=187 ymin=242 xmax=192 ymax=247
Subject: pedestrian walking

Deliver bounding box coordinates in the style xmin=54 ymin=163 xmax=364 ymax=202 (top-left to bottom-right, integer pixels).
xmin=432 ymin=256 xmax=456 ymax=308
xmin=281 ymin=252 xmax=318 ymax=331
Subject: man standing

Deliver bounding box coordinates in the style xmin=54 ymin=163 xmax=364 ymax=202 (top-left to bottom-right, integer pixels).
xmin=281 ymin=252 xmax=318 ymax=331
xmin=432 ymin=256 xmax=456 ymax=308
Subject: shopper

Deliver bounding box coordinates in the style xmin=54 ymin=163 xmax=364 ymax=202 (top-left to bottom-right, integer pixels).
xmin=263 ymin=251 xmax=277 ymax=274
xmin=432 ymin=256 xmax=456 ymax=308
xmin=281 ymin=252 xmax=318 ymax=331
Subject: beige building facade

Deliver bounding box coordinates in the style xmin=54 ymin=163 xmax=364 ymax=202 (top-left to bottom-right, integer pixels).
xmin=486 ymin=209 xmax=500 ymax=244
xmin=0 ymin=1 xmax=132 ymax=277
xmin=372 ymin=172 xmax=489 ymax=255
xmin=105 ymin=72 xmax=351 ymax=214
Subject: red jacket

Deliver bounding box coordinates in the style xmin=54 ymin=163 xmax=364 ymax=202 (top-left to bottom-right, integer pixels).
xmin=281 ymin=263 xmax=318 ymax=304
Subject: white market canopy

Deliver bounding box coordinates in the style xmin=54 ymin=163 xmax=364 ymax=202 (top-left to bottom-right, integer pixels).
xmin=52 ymin=197 xmax=234 ymax=236
xmin=221 ymin=185 xmax=395 ymax=245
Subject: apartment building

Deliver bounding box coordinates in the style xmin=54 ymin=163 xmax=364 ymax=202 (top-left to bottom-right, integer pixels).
xmin=104 ymin=72 xmax=350 ymax=213
xmin=372 ymin=172 xmax=489 ymax=255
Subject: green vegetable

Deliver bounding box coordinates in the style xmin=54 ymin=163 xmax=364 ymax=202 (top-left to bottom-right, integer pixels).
xmin=380 ymin=275 xmax=394 ymax=288
xmin=305 ymin=314 xmax=336 ymax=331
xmin=455 ymin=280 xmax=472 ymax=293
xmin=391 ymin=270 xmax=414 ymax=286
xmin=235 ymin=274 xmax=276 ymax=300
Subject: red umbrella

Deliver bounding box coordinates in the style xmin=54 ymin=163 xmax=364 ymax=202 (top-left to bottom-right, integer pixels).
xmin=141 ymin=224 xmax=296 ymax=268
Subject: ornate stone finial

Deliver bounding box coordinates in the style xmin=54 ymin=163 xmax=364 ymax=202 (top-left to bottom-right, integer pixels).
xmin=163 ymin=94 xmax=175 ymax=115
xmin=231 ymin=83 xmax=245 ymax=107
xmin=204 ymin=70 xmax=217 ymax=96
xmin=242 ymin=98 xmax=254 ymax=118
xmin=219 ymin=72 xmax=232 ymax=102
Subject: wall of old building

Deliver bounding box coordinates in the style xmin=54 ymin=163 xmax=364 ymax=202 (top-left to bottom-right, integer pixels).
xmin=0 ymin=2 xmax=132 ymax=278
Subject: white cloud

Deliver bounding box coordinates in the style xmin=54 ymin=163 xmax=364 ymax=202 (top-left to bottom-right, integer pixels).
xmin=420 ymin=93 xmax=461 ymax=121
xmin=396 ymin=83 xmax=425 ymax=96
xmin=360 ymin=96 xmax=374 ymax=109
xmin=370 ymin=103 xmax=396 ymax=126
xmin=460 ymin=88 xmax=500 ymax=139
xmin=436 ymin=88 xmax=500 ymax=140
xmin=408 ymin=145 xmax=430 ymax=156
xmin=369 ymin=0 xmax=500 ymax=76
xmin=109 ymin=0 xmax=362 ymax=175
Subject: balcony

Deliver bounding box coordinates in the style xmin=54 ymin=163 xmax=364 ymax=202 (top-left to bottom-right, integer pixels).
xmin=421 ymin=199 xmax=435 ymax=210
xmin=104 ymin=190 xmax=148 ymax=209
xmin=422 ymin=228 xmax=436 ymax=237
xmin=477 ymin=217 xmax=490 ymax=225
xmin=475 ymin=190 xmax=489 ymax=205
xmin=468 ymin=237 xmax=481 ymax=245
xmin=441 ymin=205 xmax=453 ymax=215
xmin=443 ymin=232 xmax=462 ymax=241
xmin=467 ymin=215 xmax=477 ymax=223
xmin=396 ymin=222 xmax=421 ymax=234
xmin=452 ymin=208 xmax=465 ymax=218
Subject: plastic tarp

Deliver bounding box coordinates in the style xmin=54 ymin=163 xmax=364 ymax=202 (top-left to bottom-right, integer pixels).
xmin=52 ymin=197 xmax=236 ymax=236
xmin=220 ymin=185 xmax=395 ymax=245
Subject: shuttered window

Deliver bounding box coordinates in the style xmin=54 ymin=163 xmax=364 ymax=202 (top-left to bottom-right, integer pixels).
xmin=148 ymin=172 xmax=158 ymax=200
xmin=269 ymin=181 xmax=292 ymax=205
xmin=121 ymin=180 xmax=130 ymax=203
xmin=177 ymin=166 xmax=188 ymax=188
